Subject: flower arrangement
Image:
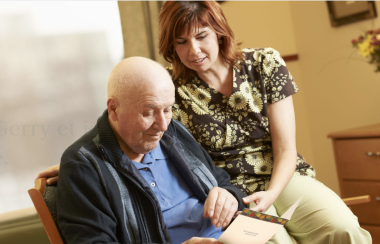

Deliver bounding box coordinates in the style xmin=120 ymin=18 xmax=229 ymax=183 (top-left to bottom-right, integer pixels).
xmin=352 ymin=28 xmax=380 ymax=72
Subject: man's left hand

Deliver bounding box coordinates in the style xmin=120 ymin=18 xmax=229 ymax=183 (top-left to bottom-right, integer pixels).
xmin=203 ymin=187 xmax=238 ymax=229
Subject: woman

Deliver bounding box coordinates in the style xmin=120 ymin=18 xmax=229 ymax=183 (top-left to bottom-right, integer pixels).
xmin=158 ymin=1 xmax=370 ymax=243
xmin=37 ymin=1 xmax=371 ymax=243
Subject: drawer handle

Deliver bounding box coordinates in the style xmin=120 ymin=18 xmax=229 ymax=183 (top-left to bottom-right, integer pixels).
xmin=366 ymin=152 xmax=380 ymax=156
xmin=375 ymin=197 xmax=380 ymax=201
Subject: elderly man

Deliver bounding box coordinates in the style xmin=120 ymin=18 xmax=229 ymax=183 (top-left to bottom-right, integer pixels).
xmin=52 ymin=57 xmax=246 ymax=244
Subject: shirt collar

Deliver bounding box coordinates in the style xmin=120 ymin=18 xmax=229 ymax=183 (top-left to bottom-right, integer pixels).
xmin=140 ymin=141 xmax=168 ymax=165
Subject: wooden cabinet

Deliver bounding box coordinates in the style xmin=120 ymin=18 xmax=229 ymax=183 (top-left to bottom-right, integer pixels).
xmin=328 ymin=124 xmax=380 ymax=243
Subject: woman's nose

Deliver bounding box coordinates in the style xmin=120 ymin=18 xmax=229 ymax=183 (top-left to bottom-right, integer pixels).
xmin=189 ymin=40 xmax=201 ymax=56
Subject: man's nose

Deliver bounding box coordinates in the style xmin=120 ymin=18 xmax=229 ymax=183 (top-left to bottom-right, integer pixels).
xmin=154 ymin=112 xmax=169 ymax=132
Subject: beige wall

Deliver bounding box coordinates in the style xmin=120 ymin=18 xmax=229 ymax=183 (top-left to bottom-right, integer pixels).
xmin=221 ymin=1 xmax=298 ymax=55
xmin=221 ymin=1 xmax=380 ymax=195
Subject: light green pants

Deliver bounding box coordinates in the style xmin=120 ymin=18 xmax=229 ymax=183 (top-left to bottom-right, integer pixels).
xmin=252 ymin=176 xmax=372 ymax=244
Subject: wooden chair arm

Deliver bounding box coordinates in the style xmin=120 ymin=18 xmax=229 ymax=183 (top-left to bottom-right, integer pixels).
xmin=34 ymin=178 xmax=47 ymax=195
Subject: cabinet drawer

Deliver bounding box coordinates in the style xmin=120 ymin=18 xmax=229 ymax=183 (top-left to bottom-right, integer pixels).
xmin=361 ymin=224 xmax=380 ymax=244
xmin=341 ymin=181 xmax=380 ymax=225
xmin=335 ymin=138 xmax=380 ymax=180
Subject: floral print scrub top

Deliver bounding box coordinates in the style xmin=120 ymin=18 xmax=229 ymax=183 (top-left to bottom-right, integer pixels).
xmin=170 ymin=48 xmax=315 ymax=195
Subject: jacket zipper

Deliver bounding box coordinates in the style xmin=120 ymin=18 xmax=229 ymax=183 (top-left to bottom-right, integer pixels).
xmin=100 ymin=146 xmax=165 ymax=243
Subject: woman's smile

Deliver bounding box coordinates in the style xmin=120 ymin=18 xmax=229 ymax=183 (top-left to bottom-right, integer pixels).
xmin=191 ymin=57 xmax=206 ymax=65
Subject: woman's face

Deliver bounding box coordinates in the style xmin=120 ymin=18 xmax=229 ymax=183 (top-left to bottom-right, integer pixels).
xmin=174 ymin=26 xmax=221 ymax=74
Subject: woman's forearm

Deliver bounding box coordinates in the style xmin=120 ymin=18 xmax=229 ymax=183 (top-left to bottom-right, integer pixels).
xmin=266 ymin=96 xmax=297 ymax=199
xmin=266 ymin=149 xmax=297 ymax=198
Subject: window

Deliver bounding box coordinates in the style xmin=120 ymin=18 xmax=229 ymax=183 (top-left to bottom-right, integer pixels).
xmin=0 ymin=1 xmax=123 ymax=213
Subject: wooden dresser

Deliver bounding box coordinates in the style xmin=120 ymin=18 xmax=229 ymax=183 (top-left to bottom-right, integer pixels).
xmin=328 ymin=124 xmax=380 ymax=243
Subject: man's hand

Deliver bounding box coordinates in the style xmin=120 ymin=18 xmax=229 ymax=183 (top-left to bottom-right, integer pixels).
xmin=35 ymin=164 xmax=60 ymax=185
xmin=242 ymin=190 xmax=278 ymax=213
xmin=182 ymin=237 xmax=223 ymax=244
xmin=203 ymin=187 xmax=238 ymax=229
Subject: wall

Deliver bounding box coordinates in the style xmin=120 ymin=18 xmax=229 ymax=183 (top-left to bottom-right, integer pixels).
xmin=221 ymin=1 xmax=380 ymax=194
xmin=221 ymin=1 xmax=298 ymax=55
xmin=290 ymin=1 xmax=380 ymax=193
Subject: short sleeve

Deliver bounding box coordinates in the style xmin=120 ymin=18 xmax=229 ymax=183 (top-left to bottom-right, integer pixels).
xmin=253 ymin=48 xmax=298 ymax=104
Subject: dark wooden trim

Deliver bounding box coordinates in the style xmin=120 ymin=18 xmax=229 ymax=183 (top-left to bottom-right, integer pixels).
xmin=326 ymin=1 xmax=377 ymax=27
xmin=282 ymin=54 xmax=299 ymax=62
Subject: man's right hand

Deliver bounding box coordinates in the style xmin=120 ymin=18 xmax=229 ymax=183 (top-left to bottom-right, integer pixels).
xmin=182 ymin=237 xmax=223 ymax=244
xmin=35 ymin=164 xmax=60 ymax=185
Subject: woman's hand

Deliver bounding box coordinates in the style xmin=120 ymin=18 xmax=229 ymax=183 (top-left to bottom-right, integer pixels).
xmin=35 ymin=164 xmax=60 ymax=185
xmin=182 ymin=237 xmax=223 ymax=244
xmin=203 ymin=187 xmax=238 ymax=229
xmin=242 ymin=190 xmax=278 ymax=213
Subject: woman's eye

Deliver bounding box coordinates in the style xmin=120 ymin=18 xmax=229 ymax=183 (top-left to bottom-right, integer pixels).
xmin=176 ymin=40 xmax=186 ymax=45
xmin=198 ymin=35 xmax=207 ymax=40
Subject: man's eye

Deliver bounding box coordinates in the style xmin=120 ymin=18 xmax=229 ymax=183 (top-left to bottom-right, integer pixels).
xmin=143 ymin=112 xmax=154 ymax=117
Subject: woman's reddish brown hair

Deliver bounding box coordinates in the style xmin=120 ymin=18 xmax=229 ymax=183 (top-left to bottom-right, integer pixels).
xmin=158 ymin=1 xmax=243 ymax=82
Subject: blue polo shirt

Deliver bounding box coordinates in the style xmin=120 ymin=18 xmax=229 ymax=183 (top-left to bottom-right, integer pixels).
xmin=132 ymin=142 xmax=223 ymax=244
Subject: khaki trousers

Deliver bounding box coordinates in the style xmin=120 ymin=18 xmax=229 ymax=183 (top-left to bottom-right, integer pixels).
xmin=251 ymin=176 xmax=372 ymax=244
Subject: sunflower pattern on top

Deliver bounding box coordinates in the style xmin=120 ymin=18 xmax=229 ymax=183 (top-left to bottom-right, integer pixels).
xmin=170 ymin=48 xmax=315 ymax=195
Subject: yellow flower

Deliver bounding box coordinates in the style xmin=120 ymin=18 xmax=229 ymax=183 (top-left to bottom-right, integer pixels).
xmin=172 ymin=109 xmax=189 ymax=126
xmin=262 ymin=49 xmax=285 ymax=75
xmin=229 ymin=92 xmax=247 ymax=110
xmin=248 ymin=94 xmax=263 ymax=113
xmin=261 ymin=116 xmax=269 ymax=126
xmin=178 ymin=85 xmax=193 ymax=100
xmin=246 ymin=152 xmax=264 ymax=166
xmin=358 ymin=35 xmax=375 ymax=58
xmin=263 ymin=151 xmax=273 ymax=162
xmin=224 ymin=124 xmax=232 ymax=147
xmin=252 ymin=50 xmax=262 ymax=67
xmin=215 ymin=137 xmax=225 ymax=149
xmin=191 ymin=88 xmax=211 ymax=106
xmin=247 ymin=182 xmax=258 ymax=193
xmin=253 ymin=160 xmax=273 ymax=175
xmin=191 ymin=102 xmax=208 ymax=115
xmin=240 ymin=81 xmax=251 ymax=98
xmin=235 ymin=174 xmax=245 ymax=185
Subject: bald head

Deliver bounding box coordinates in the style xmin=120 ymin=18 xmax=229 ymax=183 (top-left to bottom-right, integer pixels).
xmin=107 ymin=57 xmax=173 ymax=106
xmin=106 ymin=57 xmax=175 ymax=161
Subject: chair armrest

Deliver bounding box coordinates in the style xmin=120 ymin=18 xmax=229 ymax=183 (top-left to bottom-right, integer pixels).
xmin=35 ymin=178 xmax=47 ymax=195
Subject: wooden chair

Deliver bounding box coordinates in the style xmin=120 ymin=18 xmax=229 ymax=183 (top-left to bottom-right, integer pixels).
xmin=28 ymin=178 xmax=64 ymax=244
xmin=28 ymin=177 xmax=370 ymax=244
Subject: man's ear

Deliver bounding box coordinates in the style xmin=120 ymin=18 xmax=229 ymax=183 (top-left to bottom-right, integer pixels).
xmin=107 ymin=97 xmax=119 ymax=121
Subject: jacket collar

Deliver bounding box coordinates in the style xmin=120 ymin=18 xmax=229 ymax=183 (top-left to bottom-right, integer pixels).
xmin=96 ymin=109 xmax=177 ymax=167
xmin=97 ymin=109 xmax=123 ymax=166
